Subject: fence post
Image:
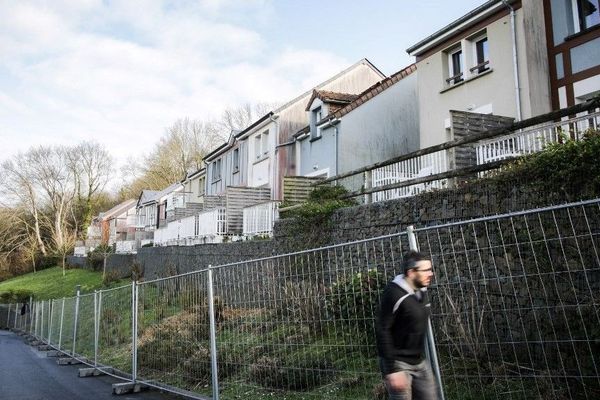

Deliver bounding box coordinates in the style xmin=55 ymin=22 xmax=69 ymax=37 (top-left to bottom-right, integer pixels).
xmin=93 ymin=291 xmax=98 ymax=367
xmin=406 ymin=225 xmax=445 ymax=400
xmin=6 ymin=303 xmax=11 ymax=328
xmin=58 ymin=298 xmax=65 ymax=350
xmin=40 ymin=300 xmax=45 ymax=341
xmin=48 ymin=300 xmax=54 ymax=345
xmin=131 ymin=281 xmax=138 ymax=383
xmin=72 ymin=285 xmax=81 ymax=356
xmin=28 ymin=296 xmax=33 ymax=334
xmin=34 ymin=301 xmax=39 ymax=337
xmin=14 ymin=302 xmax=19 ymax=330
xmin=364 ymin=170 xmax=373 ymax=204
xmin=207 ymin=265 xmax=220 ymax=400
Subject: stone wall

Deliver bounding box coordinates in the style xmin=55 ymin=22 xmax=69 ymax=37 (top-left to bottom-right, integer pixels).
xmin=82 ymin=176 xmax=593 ymax=281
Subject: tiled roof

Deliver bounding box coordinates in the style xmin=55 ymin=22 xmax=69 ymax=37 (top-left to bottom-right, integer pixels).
xmin=329 ymin=63 xmax=417 ymax=120
xmin=305 ymin=90 xmax=358 ymax=111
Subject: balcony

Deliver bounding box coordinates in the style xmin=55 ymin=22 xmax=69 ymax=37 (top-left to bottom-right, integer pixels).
xmin=243 ymin=201 xmax=280 ymax=237
xmin=153 ymin=208 xmax=228 ymax=246
xmin=476 ymin=110 xmax=600 ymax=164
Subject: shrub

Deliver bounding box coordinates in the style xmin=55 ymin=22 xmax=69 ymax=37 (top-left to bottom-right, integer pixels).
xmin=275 ymin=280 xmax=326 ymax=334
xmin=281 ymin=185 xmax=356 ymax=222
xmin=326 ymin=269 xmax=385 ymax=348
xmin=0 ymin=289 xmax=34 ymax=303
xmin=86 ymin=244 xmax=113 ymax=272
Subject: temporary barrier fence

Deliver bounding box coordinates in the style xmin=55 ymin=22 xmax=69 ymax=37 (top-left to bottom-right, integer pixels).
xmin=2 ymin=198 xmax=599 ymax=399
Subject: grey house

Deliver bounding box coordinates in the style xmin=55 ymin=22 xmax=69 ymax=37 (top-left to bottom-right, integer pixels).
xmin=296 ymin=64 xmax=419 ymax=179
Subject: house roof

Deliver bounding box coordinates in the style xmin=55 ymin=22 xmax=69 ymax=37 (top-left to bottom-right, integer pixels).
xmin=406 ymin=0 xmax=516 ymax=56
xmin=305 ymin=90 xmax=359 ymax=111
xmin=182 ymin=167 xmax=206 ymax=183
xmin=202 ymin=58 xmax=386 ymax=162
xmin=100 ymin=199 xmax=136 ymax=220
xmin=137 ymin=182 xmax=183 ymax=207
xmin=310 ymin=63 xmax=417 ymax=127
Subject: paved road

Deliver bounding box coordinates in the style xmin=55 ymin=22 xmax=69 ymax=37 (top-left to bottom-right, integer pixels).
xmin=0 ymin=330 xmax=182 ymax=400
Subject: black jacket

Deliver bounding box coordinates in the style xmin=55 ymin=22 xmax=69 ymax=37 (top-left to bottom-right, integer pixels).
xmin=376 ymin=274 xmax=430 ymax=373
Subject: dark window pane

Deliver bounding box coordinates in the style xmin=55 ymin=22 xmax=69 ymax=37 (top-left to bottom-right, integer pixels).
xmin=578 ymin=0 xmax=600 ymax=30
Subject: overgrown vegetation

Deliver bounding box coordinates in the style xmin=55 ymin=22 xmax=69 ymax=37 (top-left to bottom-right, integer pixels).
xmin=489 ymin=129 xmax=600 ymax=199
xmin=281 ymin=185 xmax=356 ymax=222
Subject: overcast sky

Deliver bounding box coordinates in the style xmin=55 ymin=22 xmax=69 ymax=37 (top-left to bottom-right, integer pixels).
xmin=0 ymin=0 xmax=484 ymax=167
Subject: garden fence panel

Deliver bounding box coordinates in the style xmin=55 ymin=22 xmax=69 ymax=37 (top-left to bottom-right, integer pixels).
xmin=414 ymin=199 xmax=600 ymax=400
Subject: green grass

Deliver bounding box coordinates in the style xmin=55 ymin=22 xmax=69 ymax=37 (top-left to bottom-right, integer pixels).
xmin=0 ymin=267 xmax=130 ymax=300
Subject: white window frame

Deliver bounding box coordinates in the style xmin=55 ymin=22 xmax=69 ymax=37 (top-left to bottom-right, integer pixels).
xmin=261 ymin=130 xmax=269 ymax=157
xmin=212 ymin=159 xmax=222 ymax=182
xmin=447 ymin=47 xmax=464 ymax=85
xmin=232 ymin=148 xmax=240 ymax=172
xmin=470 ymin=33 xmax=490 ymax=76
xmin=311 ymin=107 xmax=323 ymax=139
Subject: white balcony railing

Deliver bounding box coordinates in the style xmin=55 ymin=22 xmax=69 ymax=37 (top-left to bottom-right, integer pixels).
xmin=243 ymin=201 xmax=280 ymax=236
xmin=477 ymin=110 xmax=600 ymax=164
xmin=115 ymin=240 xmax=137 ymax=254
xmin=372 ymin=151 xmax=448 ymax=202
xmin=153 ymin=208 xmax=227 ymax=246
xmin=198 ymin=208 xmax=227 ymax=236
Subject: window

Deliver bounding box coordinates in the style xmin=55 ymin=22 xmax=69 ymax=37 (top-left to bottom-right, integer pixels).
xmin=311 ymin=107 xmax=323 ymax=139
xmin=233 ymin=148 xmax=239 ymax=172
xmin=472 ymin=36 xmax=489 ymax=74
xmin=447 ymin=48 xmax=463 ymax=85
xmin=198 ymin=176 xmax=205 ymax=196
xmin=575 ymin=0 xmax=600 ymax=31
xmin=254 ymin=130 xmax=269 ymax=160
xmin=212 ymin=159 xmax=221 ymax=181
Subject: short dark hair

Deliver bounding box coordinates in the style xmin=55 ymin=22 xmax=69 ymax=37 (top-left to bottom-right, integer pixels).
xmin=402 ymin=251 xmax=430 ymax=274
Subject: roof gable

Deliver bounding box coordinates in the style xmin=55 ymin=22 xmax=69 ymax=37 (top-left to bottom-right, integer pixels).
xmin=305 ymin=90 xmax=359 ymax=111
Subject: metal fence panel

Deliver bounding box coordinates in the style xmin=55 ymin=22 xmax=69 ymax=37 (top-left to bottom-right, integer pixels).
xmin=209 ymin=234 xmax=412 ymax=399
xmin=74 ymin=293 xmax=96 ymax=361
xmin=415 ymin=200 xmax=600 ymax=399
xmin=96 ymin=284 xmax=133 ymax=375
xmin=59 ymin=297 xmax=77 ymax=355
xmin=136 ymin=272 xmax=212 ymax=397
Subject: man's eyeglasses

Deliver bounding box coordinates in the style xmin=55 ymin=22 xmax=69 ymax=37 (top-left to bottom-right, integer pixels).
xmin=414 ymin=268 xmax=433 ymax=273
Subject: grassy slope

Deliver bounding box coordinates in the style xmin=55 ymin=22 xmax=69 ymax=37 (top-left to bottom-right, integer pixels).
xmin=0 ymin=267 xmax=130 ymax=300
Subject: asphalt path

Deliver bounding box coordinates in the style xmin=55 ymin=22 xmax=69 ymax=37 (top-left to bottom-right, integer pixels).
xmin=0 ymin=330 xmax=182 ymax=400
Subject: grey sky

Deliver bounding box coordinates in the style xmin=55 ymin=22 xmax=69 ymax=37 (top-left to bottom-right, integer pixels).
xmin=0 ymin=0 xmax=485 ymax=167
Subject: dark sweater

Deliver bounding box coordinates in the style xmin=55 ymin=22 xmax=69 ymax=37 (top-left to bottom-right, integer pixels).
xmin=376 ymin=275 xmax=430 ymax=373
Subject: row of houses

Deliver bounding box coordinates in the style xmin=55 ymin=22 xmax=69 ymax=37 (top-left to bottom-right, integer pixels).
xmin=76 ymin=0 xmax=600 ymax=255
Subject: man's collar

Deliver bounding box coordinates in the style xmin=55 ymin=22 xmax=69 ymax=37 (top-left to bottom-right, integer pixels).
xmin=392 ymin=274 xmax=427 ymax=294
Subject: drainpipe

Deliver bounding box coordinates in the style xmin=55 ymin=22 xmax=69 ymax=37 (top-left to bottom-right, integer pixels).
xmin=269 ymin=114 xmax=280 ymax=200
xmin=502 ymin=0 xmax=522 ymax=120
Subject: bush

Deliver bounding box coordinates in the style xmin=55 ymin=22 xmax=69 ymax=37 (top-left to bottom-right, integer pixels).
xmin=326 ymin=269 xmax=385 ymax=348
xmin=275 ymin=280 xmax=326 ymax=335
xmin=0 ymin=289 xmax=34 ymax=303
xmin=281 ymin=185 xmax=356 ymax=222
xmin=86 ymin=244 xmax=113 ymax=272
xmin=491 ymin=129 xmax=600 ymax=199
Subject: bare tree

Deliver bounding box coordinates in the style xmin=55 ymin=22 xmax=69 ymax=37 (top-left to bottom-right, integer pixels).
xmin=0 ymin=156 xmax=48 ymax=256
xmin=66 ymin=142 xmax=113 ymax=237
xmin=132 ymin=118 xmax=226 ymax=191
xmin=217 ymin=102 xmax=279 ymax=134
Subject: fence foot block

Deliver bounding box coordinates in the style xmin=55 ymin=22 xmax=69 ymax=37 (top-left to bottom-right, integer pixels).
xmin=79 ymin=367 xmax=111 ymax=378
xmin=57 ymin=357 xmax=82 ymax=366
xmin=47 ymin=350 xmax=61 ymax=357
xmin=112 ymin=382 xmax=148 ymax=395
xmin=29 ymin=340 xmax=41 ymax=346
xmin=37 ymin=344 xmax=52 ymax=351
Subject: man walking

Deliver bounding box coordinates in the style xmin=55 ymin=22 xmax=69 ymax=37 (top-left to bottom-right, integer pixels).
xmin=376 ymin=250 xmax=437 ymax=400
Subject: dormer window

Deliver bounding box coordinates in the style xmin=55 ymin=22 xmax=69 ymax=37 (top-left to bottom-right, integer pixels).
xmin=311 ymin=107 xmax=323 ymax=139
xmin=212 ymin=158 xmax=222 ymax=182
xmin=254 ymin=130 xmax=269 ymax=160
